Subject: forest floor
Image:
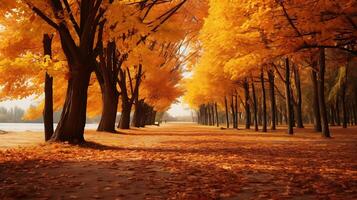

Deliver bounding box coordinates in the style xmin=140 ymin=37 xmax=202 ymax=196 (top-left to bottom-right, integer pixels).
xmin=0 ymin=123 xmax=356 ymax=200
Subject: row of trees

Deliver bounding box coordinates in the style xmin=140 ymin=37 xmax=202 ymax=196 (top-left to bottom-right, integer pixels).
xmin=185 ymin=0 xmax=357 ymax=137
xmin=0 ymin=0 xmax=208 ymax=142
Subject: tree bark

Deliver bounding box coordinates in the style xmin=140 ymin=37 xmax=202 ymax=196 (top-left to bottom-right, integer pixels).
xmin=318 ymin=48 xmax=330 ymax=137
xmin=97 ymin=86 xmax=119 ymax=132
xmin=235 ymin=94 xmax=239 ymax=129
xmin=117 ymin=64 xmax=142 ymax=129
xmin=267 ymin=69 xmax=276 ymax=130
xmin=224 ymin=97 xmax=229 ymax=128
xmin=243 ymin=79 xmax=251 ymax=129
xmin=43 ymin=34 xmax=54 ymax=141
xmin=231 ymin=95 xmax=236 ymax=128
xmin=215 ymin=102 xmax=219 ymax=127
xmin=132 ymin=99 xmax=143 ymax=128
xmin=97 ymin=42 xmax=120 ymax=132
xmin=261 ymin=68 xmax=267 ymax=132
xmin=251 ymin=79 xmax=259 ymax=131
xmin=311 ymin=61 xmax=322 ymax=131
xmin=285 ymin=58 xmax=293 ymax=135
xmin=211 ymin=103 xmax=216 ymax=126
xmin=51 ymin=69 xmax=91 ymax=143
xmin=293 ymin=64 xmax=304 ymax=128
xmin=119 ymin=101 xmax=132 ymax=129
xmin=33 ymin=0 xmax=114 ymax=143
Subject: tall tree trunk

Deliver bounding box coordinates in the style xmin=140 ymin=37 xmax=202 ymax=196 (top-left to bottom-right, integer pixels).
xmin=231 ymin=95 xmax=237 ymax=128
xmin=119 ymin=100 xmax=132 ymax=129
xmin=208 ymin=104 xmax=213 ymax=126
xmin=251 ymin=79 xmax=259 ymax=131
xmin=285 ymin=58 xmax=293 ymax=135
xmin=210 ymin=103 xmax=215 ymax=126
xmin=43 ymin=34 xmax=54 ymax=141
xmin=97 ymin=41 xmax=121 ymax=133
xmin=243 ymin=79 xmax=251 ymax=129
xmin=204 ymin=104 xmax=208 ymax=125
xmin=225 ymin=97 xmax=229 ymax=128
xmin=132 ymin=99 xmax=144 ymax=128
xmin=97 ymin=84 xmax=119 ymax=132
xmin=51 ymin=68 xmax=91 ymax=143
xmin=215 ymin=102 xmax=219 ymax=127
xmin=117 ymin=64 xmax=142 ymax=129
xmin=261 ymin=68 xmax=267 ymax=132
xmin=267 ymin=69 xmax=276 ymax=130
xmin=235 ymin=94 xmax=239 ymax=129
xmin=318 ymin=48 xmax=330 ymax=137
xmin=293 ymin=64 xmax=304 ymax=128
xmin=335 ymin=96 xmax=341 ymax=126
xmin=311 ymin=61 xmax=322 ymax=131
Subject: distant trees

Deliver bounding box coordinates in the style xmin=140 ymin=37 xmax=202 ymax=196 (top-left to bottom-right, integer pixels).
xmin=0 ymin=107 xmax=25 ymax=123
xmin=184 ymin=0 xmax=357 ymax=137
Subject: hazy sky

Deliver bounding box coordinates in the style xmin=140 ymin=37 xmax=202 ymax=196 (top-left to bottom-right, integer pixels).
xmin=166 ymin=99 xmax=192 ymax=117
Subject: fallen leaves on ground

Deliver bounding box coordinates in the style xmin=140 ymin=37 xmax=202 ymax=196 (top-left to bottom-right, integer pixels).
xmin=0 ymin=124 xmax=356 ymax=199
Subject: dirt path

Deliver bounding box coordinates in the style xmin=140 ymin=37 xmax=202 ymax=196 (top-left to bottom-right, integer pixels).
xmin=0 ymin=123 xmax=356 ymax=199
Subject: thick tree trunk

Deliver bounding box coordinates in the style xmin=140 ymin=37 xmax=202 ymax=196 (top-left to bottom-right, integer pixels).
xmin=267 ymin=69 xmax=276 ymax=130
xmin=293 ymin=65 xmax=304 ymax=128
xmin=261 ymin=68 xmax=267 ymax=132
xmin=243 ymin=79 xmax=251 ymax=129
xmin=285 ymin=58 xmax=293 ymax=135
xmin=318 ymin=48 xmax=330 ymax=137
xmin=119 ymin=101 xmax=132 ymax=129
xmin=132 ymin=99 xmax=143 ymax=128
xmin=97 ymin=41 xmax=121 ymax=132
xmin=311 ymin=61 xmax=322 ymax=131
xmin=43 ymin=34 xmax=54 ymax=141
xmin=140 ymin=103 xmax=150 ymax=127
xmin=97 ymin=85 xmax=119 ymax=132
xmin=35 ymin=0 xmax=111 ymax=143
xmin=51 ymin=69 xmax=91 ymax=143
xmin=251 ymin=80 xmax=259 ymax=131
xmin=224 ymin=97 xmax=229 ymax=128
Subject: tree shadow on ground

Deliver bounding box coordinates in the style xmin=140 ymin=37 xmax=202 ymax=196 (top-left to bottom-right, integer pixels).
xmin=1 ymin=155 xmax=352 ymax=200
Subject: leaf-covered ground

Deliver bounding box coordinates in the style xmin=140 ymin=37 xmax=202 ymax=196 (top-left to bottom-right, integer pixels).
xmin=0 ymin=123 xmax=356 ymax=199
